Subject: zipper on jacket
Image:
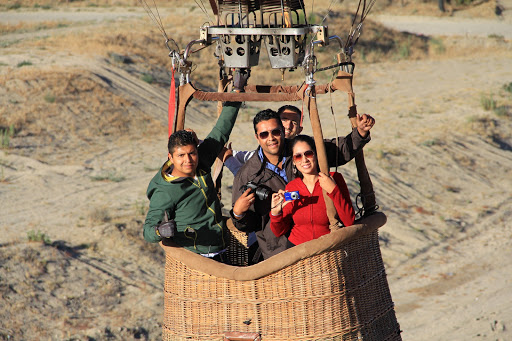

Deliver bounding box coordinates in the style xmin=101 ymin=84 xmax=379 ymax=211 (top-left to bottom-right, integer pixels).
xmin=186 ymin=173 xmax=226 ymax=248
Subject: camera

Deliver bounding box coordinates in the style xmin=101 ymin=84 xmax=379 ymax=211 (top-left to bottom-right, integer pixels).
xmin=284 ymin=191 xmax=300 ymax=201
xmin=242 ymin=181 xmax=272 ymax=201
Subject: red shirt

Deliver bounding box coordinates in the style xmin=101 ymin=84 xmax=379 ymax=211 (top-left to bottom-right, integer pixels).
xmin=270 ymin=172 xmax=355 ymax=246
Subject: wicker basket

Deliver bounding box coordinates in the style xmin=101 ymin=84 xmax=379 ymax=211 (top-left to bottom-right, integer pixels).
xmin=160 ymin=212 xmax=401 ymax=340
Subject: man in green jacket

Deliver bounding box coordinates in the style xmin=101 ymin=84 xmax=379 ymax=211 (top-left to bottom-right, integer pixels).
xmin=142 ymin=100 xmax=242 ymax=260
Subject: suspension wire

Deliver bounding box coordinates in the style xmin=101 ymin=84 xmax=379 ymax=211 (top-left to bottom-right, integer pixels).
xmin=344 ymin=0 xmax=376 ymax=53
xmin=194 ymin=0 xmax=215 ymax=25
xmin=138 ymin=0 xmax=180 ymax=52
xmin=304 ymin=0 xmax=344 ymax=65
xmin=319 ymin=0 xmax=344 ymax=26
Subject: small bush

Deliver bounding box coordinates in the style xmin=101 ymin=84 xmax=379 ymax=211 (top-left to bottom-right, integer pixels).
xmin=1 ymin=125 xmax=15 ymax=149
xmin=90 ymin=171 xmax=126 ymax=182
xmin=17 ymin=60 xmax=32 ymax=67
xmin=141 ymin=73 xmax=154 ymax=84
xmin=421 ymin=138 xmax=441 ymax=147
xmin=89 ymin=207 xmax=111 ymax=223
xmin=33 ymin=4 xmax=52 ymax=10
xmin=480 ymin=93 xmax=497 ymax=111
xmin=488 ymin=34 xmax=505 ymax=41
xmin=7 ymin=2 xmax=21 ymax=10
xmin=429 ymin=38 xmax=445 ymax=54
xmin=493 ymin=106 xmax=509 ymax=117
xmin=27 ymin=230 xmax=51 ymax=244
xmin=396 ymin=37 xmax=412 ymax=60
xmin=503 ymin=82 xmax=512 ymax=94
xmin=44 ymin=93 xmax=56 ymax=103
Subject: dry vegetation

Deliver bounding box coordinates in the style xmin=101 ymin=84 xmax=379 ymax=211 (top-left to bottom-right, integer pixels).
xmin=0 ymin=0 xmax=440 ymax=160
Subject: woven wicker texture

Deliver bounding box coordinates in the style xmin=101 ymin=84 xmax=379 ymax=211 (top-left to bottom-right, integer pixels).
xmin=226 ymin=223 xmax=249 ymax=266
xmin=162 ymin=218 xmax=401 ymax=340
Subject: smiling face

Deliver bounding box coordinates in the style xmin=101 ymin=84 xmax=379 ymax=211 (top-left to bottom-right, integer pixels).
xmin=280 ymin=110 xmax=303 ymax=139
xmin=292 ymin=140 xmax=318 ymax=176
xmin=255 ymin=118 xmax=284 ymax=160
xmin=168 ymin=144 xmax=198 ymax=178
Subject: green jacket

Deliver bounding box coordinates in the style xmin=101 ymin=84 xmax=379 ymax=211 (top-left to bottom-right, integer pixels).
xmin=143 ymin=102 xmax=241 ymax=254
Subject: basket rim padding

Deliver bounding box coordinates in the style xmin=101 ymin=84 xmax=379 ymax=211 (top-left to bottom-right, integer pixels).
xmin=160 ymin=211 xmax=387 ymax=281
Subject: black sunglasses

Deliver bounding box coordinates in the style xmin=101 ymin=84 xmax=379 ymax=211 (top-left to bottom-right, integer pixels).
xmin=293 ymin=150 xmax=315 ymax=162
xmin=258 ymin=128 xmax=282 ymax=139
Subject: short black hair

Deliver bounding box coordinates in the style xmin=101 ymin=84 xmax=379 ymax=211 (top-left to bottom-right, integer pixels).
xmin=168 ymin=130 xmax=197 ymax=154
xmin=253 ymin=109 xmax=284 ymax=133
xmin=277 ymin=105 xmax=301 ymax=117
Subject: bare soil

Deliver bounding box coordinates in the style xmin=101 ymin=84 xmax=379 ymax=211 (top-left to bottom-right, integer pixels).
xmin=1 ymin=0 xmax=511 ymax=340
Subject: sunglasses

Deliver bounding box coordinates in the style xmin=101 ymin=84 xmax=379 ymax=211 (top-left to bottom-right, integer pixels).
xmin=258 ymin=128 xmax=282 ymax=139
xmin=293 ymin=150 xmax=315 ymax=162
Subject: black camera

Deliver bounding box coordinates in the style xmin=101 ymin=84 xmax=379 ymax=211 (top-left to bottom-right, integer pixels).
xmin=242 ymin=181 xmax=272 ymax=201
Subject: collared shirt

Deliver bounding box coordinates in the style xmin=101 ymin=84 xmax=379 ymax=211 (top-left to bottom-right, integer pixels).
xmin=257 ymin=147 xmax=288 ymax=183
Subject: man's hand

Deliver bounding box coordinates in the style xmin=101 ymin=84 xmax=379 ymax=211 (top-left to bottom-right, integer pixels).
xmin=233 ymin=68 xmax=251 ymax=92
xmin=356 ymin=113 xmax=375 ymax=137
xmin=185 ymin=128 xmax=200 ymax=146
xmin=233 ymin=188 xmax=255 ymax=218
xmin=155 ymin=212 xmax=176 ymax=238
xmin=221 ymin=142 xmax=233 ymax=163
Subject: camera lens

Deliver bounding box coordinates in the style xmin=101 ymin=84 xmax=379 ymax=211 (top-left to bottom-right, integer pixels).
xmin=254 ymin=187 xmax=270 ymax=200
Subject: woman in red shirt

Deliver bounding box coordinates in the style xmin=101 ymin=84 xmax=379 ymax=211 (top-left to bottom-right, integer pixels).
xmin=270 ymin=135 xmax=355 ymax=247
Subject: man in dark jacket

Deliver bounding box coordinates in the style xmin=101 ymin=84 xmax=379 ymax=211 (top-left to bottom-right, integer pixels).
xmin=230 ymin=108 xmax=374 ymax=261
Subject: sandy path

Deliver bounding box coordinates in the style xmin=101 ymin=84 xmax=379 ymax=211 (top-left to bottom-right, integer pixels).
xmin=374 ymin=14 xmax=512 ymax=38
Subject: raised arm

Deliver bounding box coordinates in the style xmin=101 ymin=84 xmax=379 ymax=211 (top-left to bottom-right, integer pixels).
xmin=197 ymin=101 xmax=242 ymax=169
xmin=324 ymin=114 xmax=375 ymax=167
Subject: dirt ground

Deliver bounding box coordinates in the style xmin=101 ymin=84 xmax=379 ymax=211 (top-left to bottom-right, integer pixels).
xmin=1 ymin=0 xmax=512 ymax=340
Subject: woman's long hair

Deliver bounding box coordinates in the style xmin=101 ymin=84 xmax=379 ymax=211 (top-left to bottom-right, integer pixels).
xmin=291 ymin=135 xmax=320 ymax=179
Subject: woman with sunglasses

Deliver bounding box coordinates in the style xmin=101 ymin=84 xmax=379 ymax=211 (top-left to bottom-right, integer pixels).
xmin=269 ymin=135 xmax=355 ymax=248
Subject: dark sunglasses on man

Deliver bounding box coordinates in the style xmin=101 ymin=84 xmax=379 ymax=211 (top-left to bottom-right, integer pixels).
xmin=258 ymin=128 xmax=282 ymax=139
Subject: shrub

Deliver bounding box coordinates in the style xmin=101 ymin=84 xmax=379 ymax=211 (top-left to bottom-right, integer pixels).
xmin=141 ymin=73 xmax=154 ymax=84
xmin=27 ymin=230 xmax=51 ymax=244
xmin=17 ymin=60 xmax=32 ymax=67
xmin=89 ymin=207 xmax=111 ymax=223
xmin=44 ymin=93 xmax=56 ymax=103
xmin=429 ymin=38 xmax=445 ymax=54
xmin=1 ymin=125 xmax=15 ymax=149
xmin=90 ymin=171 xmax=126 ymax=182
xmin=480 ymin=93 xmax=496 ymax=111
xmin=503 ymin=82 xmax=512 ymax=94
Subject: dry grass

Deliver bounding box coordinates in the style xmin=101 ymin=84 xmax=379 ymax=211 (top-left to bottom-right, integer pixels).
xmin=0 ymin=66 xmax=163 ymax=157
xmin=0 ymin=0 xmax=142 ymax=8
xmin=373 ymin=0 xmax=498 ymax=18
xmin=0 ymin=20 xmax=73 ymax=34
xmin=0 ymin=0 xmax=504 ymax=161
